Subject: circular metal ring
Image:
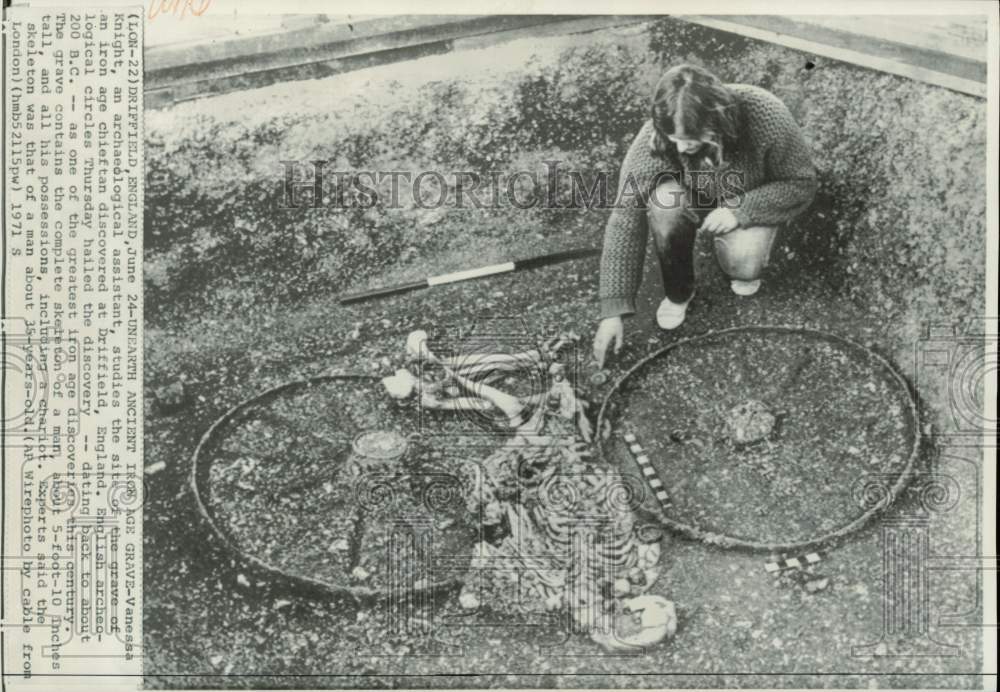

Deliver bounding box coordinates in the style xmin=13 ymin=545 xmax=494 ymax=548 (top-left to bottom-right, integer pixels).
xmin=595 ymin=325 xmax=921 ymax=553
xmin=188 ymin=374 xmax=464 ymax=599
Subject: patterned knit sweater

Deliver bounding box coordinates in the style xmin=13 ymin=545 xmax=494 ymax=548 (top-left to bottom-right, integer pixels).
xmin=599 ymin=84 xmax=818 ymax=319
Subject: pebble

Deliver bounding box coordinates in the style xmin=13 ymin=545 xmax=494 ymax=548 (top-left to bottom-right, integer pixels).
xmin=805 ymin=577 xmax=830 ymax=593
xmin=144 ymin=461 xmax=167 ymax=476
xmin=236 ymin=574 xmax=250 ymax=587
xmin=154 ymin=380 xmax=188 ymax=412
xmin=330 ymin=538 xmax=349 ymax=551
xmin=351 ymin=566 xmax=370 ymax=581
xmin=418 ymin=209 xmax=447 ymax=226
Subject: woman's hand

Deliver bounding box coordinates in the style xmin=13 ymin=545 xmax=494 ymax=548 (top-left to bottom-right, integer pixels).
xmin=700 ymin=208 xmax=740 ymax=235
xmin=593 ymin=317 xmax=624 ymax=368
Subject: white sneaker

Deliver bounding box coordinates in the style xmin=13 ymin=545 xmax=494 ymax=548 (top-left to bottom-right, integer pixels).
xmin=656 ymin=292 xmax=694 ymax=330
xmin=730 ymin=279 xmax=762 ymax=296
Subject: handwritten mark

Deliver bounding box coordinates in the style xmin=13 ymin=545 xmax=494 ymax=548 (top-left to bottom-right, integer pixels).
xmin=147 ymin=0 xmax=212 ymax=21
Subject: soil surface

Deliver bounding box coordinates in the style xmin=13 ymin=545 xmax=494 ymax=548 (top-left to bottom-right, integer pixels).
xmin=144 ymin=223 xmax=982 ymax=688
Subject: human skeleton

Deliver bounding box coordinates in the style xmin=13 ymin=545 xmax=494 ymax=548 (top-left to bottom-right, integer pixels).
xmin=384 ymin=331 xmax=677 ymax=650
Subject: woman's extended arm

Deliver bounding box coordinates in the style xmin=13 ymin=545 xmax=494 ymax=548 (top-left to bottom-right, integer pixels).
xmin=598 ymin=120 xmax=667 ymax=319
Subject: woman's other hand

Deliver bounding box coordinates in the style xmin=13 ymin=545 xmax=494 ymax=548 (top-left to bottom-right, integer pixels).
xmin=593 ymin=317 xmax=624 ymax=368
xmin=700 ymin=207 xmax=739 ymax=235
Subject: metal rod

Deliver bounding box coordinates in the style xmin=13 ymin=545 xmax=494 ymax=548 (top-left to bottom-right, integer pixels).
xmin=338 ymin=247 xmax=600 ymax=305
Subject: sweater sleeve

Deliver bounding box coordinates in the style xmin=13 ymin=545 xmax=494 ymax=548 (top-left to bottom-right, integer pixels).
xmin=599 ymin=121 xmax=673 ymax=319
xmin=731 ymin=100 xmax=817 ymax=228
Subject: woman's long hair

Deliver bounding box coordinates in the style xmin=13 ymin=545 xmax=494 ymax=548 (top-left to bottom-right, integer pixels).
xmin=649 ymin=64 xmax=740 ymax=166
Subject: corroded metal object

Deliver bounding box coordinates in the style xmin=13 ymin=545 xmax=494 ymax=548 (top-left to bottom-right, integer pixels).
xmin=725 ymin=399 xmax=777 ymax=445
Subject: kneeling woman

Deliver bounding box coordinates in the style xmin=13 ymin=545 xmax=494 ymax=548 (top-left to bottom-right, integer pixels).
xmin=593 ymin=64 xmax=817 ymax=364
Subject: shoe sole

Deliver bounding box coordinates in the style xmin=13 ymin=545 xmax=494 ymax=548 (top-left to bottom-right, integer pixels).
xmin=656 ymin=295 xmax=693 ymax=330
xmin=730 ymin=280 xmax=761 ymax=296
xmin=657 ymin=313 xmax=686 ymax=330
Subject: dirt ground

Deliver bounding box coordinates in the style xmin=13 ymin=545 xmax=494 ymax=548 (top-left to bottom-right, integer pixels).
xmin=142 ymin=216 xmax=984 ymax=688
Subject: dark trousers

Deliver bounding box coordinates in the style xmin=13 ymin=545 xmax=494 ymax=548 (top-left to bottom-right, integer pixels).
xmin=647 ymin=184 xmax=704 ymax=303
